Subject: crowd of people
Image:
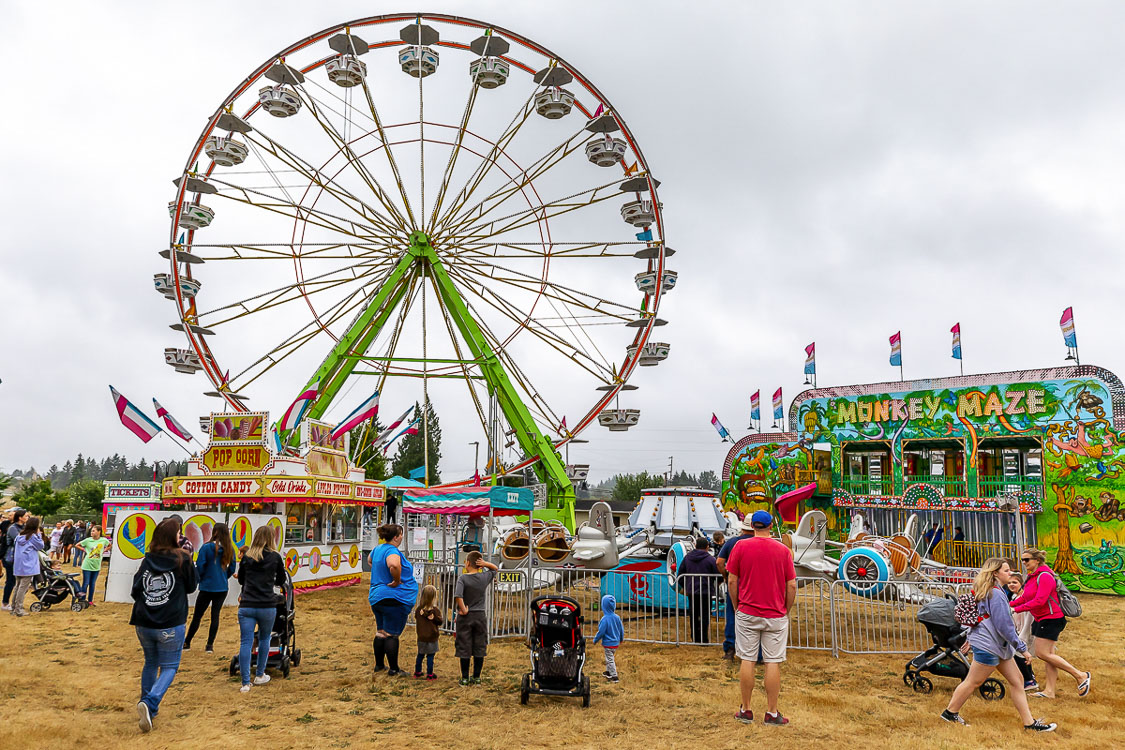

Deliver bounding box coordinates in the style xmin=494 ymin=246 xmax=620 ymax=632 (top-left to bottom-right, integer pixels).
xmin=0 ymin=507 xmax=1100 ymax=736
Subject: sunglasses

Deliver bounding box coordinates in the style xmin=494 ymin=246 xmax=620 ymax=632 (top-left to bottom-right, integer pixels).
xmin=1020 ymin=558 xmax=1033 ymax=563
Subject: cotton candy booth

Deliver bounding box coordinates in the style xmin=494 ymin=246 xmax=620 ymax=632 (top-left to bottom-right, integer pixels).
xmin=149 ymin=413 xmax=386 ymax=592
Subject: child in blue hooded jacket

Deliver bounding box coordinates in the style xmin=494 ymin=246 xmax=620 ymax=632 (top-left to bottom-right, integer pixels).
xmin=593 ymin=594 xmax=623 ymax=682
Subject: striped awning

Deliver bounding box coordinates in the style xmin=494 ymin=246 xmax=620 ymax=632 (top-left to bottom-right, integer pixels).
xmin=401 ymin=485 xmax=535 ymax=516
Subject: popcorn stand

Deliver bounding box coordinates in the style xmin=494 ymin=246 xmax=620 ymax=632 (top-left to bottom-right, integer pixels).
xmin=158 ymin=412 xmax=386 ymax=592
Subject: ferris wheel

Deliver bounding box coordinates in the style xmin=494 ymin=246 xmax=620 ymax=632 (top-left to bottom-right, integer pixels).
xmin=160 ymin=13 xmax=675 ymax=512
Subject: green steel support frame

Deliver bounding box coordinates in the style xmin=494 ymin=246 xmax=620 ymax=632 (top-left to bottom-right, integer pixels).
xmin=287 ymin=232 xmax=576 ymax=529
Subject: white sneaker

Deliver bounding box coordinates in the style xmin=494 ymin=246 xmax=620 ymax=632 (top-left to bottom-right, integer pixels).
xmin=0 ymin=605 xmax=10 ymax=611
xmin=253 ymin=674 xmax=271 ymax=686
xmin=136 ymin=702 xmax=152 ymax=733
xmin=240 ymin=684 xmax=251 ymax=693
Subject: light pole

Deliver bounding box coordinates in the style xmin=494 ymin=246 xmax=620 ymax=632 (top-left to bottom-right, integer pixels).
xmin=468 ymin=441 xmax=480 ymax=479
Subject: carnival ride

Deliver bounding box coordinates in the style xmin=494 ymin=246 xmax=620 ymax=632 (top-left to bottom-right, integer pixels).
xmin=160 ymin=14 xmax=675 ymax=530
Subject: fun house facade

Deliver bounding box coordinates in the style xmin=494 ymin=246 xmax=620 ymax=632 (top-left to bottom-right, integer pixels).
xmin=722 ymin=365 xmax=1125 ymax=596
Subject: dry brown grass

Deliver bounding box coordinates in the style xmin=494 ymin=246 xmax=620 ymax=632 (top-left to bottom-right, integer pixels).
xmin=0 ymin=571 xmax=1121 ymax=750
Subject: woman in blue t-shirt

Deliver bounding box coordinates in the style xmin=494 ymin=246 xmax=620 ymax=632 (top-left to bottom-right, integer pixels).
xmin=369 ymin=523 xmax=418 ymax=676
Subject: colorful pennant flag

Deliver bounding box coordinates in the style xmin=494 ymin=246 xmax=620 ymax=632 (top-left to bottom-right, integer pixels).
xmin=558 ymin=416 xmax=568 ymax=436
xmin=750 ymin=390 xmax=760 ymax=422
xmin=382 ymin=418 xmax=421 ymax=455
xmin=278 ymin=381 xmax=319 ymax=433
xmin=331 ymin=390 xmax=380 ymax=440
xmin=592 ymin=102 xmax=605 ymax=118
xmin=153 ymin=399 xmax=193 ymax=442
xmin=710 ymin=413 xmax=732 ymax=443
xmin=408 ymin=466 xmax=427 ymax=480
xmin=889 ymin=332 xmax=902 ymax=367
xmin=773 ymin=388 xmax=784 ymax=421
xmin=372 ymin=405 xmax=415 ymax=449
xmin=635 ymin=228 xmax=653 ymax=242
xmin=951 ymin=323 xmax=962 ymax=360
xmin=110 ymin=386 xmax=162 ymax=444
xmin=804 ymin=342 xmax=816 ymax=376
xmin=1060 ymin=307 xmax=1077 ymax=348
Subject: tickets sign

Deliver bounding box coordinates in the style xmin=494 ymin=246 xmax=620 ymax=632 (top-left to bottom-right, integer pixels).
xmin=104 ymin=482 xmax=160 ymax=500
xmin=202 ymin=445 xmax=274 ymax=474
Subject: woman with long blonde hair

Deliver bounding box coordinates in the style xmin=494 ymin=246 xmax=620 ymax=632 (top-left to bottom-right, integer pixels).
xmin=941 ymin=558 xmax=1055 ymax=731
xmin=235 ymin=525 xmax=286 ymax=692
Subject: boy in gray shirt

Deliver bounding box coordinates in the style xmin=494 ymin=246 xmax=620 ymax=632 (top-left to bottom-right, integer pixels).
xmin=454 ymin=550 xmax=498 ymax=685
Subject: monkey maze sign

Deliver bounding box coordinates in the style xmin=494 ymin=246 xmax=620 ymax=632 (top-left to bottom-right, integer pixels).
xmin=831 ymin=387 xmax=1047 ymax=426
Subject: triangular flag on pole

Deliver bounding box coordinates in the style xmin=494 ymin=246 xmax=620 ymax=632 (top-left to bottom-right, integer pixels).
xmin=110 ymin=386 xmax=162 ymax=444
xmin=153 ymin=399 xmax=193 ymax=442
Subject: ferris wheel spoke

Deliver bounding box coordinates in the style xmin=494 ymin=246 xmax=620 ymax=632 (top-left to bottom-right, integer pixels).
xmin=430 ymin=95 xmax=537 ymax=232
xmin=230 ymin=278 xmax=379 ymax=391
xmin=448 ymin=240 xmax=643 ymax=260
xmin=451 ymin=254 xmax=641 ymax=318
xmin=195 ymin=256 xmax=393 ymax=325
xmin=287 ymin=83 xmax=413 ymax=233
xmin=207 ymin=178 xmax=390 ymax=246
xmin=247 ymin=117 xmax=408 ymax=237
xmin=426 ymin=271 xmax=494 ymax=451
xmin=443 ymin=265 xmax=616 ymax=380
xmin=233 ymin=130 xmax=406 ymax=241
xmin=182 ymin=241 xmax=401 ymax=262
xmin=353 ymin=67 xmax=418 ymax=230
xmin=437 ymin=126 xmax=593 ymax=237
xmin=444 ymin=279 xmax=566 ymax=431
xmin=426 ymin=83 xmax=480 ymax=230
xmin=438 ymin=181 xmax=625 ymax=248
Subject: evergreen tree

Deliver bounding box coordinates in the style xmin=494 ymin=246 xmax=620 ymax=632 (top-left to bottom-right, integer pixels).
xmin=698 ymin=470 xmax=720 ymax=491
xmin=391 ymin=399 xmax=441 ymax=484
xmin=14 ymin=479 xmax=64 ymax=517
xmin=611 ymin=471 xmax=664 ymax=505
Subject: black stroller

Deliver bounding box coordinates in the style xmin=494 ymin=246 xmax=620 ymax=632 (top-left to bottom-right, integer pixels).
xmin=520 ymin=596 xmax=590 ymax=708
xmin=903 ymin=597 xmax=1005 ymax=700
xmin=229 ymin=571 xmax=301 ymax=678
xmin=29 ymin=551 xmax=86 ymax=613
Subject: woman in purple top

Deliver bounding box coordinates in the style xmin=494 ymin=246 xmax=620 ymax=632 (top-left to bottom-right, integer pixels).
xmin=940 ymin=558 xmax=1055 ymax=732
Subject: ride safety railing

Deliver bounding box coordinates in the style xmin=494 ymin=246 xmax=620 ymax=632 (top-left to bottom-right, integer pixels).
xmin=930 ymin=539 xmax=1020 ymax=568
xmin=403 ymin=558 xmax=973 ymax=657
xmin=903 ymin=474 xmax=967 ymax=497
xmin=976 ymin=476 xmax=1044 ymax=499
xmin=839 ymin=476 xmax=894 ymax=497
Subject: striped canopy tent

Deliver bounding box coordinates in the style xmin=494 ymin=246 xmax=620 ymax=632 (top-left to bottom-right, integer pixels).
xmin=401 ymin=485 xmax=534 ymax=516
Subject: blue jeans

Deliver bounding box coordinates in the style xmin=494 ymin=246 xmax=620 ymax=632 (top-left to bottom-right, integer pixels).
xmin=370 ymin=599 xmax=411 ymax=635
xmin=78 ymin=570 xmax=99 ymax=602
xmin=723 ymin=592 xmax=736 ymax=653
xmin=136 ymin=625 xmax=185 ymax=716
xmin=238 ymin=607 xmax=276 ymax=684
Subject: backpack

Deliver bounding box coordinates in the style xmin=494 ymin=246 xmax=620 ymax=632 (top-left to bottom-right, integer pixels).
xmin=1050 ymin=572 xmax=1082 ymax=619
xmin=954 ymin=592 xmax=986 ymax=628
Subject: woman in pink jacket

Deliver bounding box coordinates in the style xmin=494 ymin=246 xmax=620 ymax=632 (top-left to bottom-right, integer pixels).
xmin=1010 ymin=548 xmax=1091 ymax=699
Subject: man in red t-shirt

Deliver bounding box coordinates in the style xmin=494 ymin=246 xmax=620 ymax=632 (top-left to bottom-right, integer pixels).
xmin=726 ymin=510 xmax=796 ymax=726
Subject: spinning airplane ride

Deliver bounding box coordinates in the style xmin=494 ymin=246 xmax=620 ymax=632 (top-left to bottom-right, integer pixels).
xmin=159 ymin=14 xmax=675 ymax=529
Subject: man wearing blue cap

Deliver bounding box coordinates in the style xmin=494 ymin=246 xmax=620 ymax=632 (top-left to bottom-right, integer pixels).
xmin=726 ymin=509 xmax=796 ymax=726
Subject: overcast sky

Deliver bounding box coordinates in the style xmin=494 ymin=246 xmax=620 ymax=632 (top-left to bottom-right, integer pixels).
xmin=4 ymin=1 xmax=1125 ymax=483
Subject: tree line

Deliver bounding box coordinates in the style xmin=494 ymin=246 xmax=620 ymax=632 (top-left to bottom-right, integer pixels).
xmin=589 ymin=469 xmax=720 ymax=504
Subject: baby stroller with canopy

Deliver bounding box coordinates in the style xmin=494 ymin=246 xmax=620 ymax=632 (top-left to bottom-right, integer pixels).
xmin=520 ymin=595 xmax=590 ymax=708
xmin=229 ymin=571 xmax=301 ymax=678
xmin=903 ymin=596 xmax=1005 ymax=700
xmin=29 ymin=551 xmax=85 ymax=613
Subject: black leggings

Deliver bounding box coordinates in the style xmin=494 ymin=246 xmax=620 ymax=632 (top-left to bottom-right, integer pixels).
xmin=185 ymin=589 xmax=228 ymax=647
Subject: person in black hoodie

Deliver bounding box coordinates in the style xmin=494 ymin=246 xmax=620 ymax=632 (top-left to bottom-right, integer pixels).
xmin=130 ymin=517 xmax=198 ymax=734
xmin=679 ymin=536 xmax=720 ymax=643
xmin=236 ymin=525 xmax=286 ymax=692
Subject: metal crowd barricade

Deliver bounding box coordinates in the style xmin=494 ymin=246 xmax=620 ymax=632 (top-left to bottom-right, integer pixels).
xmin=400 ymin=559 xmax=977 ymax=656
xmin=829 ymin=579 xmax=968 ymax=655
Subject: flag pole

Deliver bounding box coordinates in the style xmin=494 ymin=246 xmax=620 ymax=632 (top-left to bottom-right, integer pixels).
xmin=1074 ymin=309 xmax=1081 ymax=366
xmin=159 ymin=431 xmax=195 ymax=457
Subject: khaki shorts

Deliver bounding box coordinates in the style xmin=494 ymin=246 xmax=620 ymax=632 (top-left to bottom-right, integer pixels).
xmin=734 ymin=611 xmax=789 ymax=663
